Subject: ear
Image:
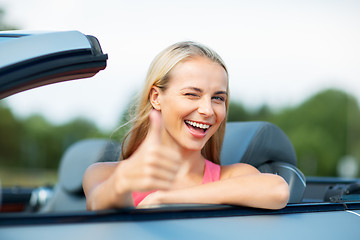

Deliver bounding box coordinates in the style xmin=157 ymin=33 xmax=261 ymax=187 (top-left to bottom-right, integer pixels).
xmin=149 ymin=86 xmax=161 ymax=110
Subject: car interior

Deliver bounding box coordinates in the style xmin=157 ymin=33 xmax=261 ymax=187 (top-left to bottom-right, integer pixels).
xmin=29 ymin=120 xmax=307 ymax=212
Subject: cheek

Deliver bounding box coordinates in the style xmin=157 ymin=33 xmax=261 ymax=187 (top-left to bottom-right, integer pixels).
xmin=214 ymin=104 xmax=227 ymax=123
xmin=165 ymin=98 xmax=194 ymax=116
xmin=161 ymin=99 xmax=192 ymax=125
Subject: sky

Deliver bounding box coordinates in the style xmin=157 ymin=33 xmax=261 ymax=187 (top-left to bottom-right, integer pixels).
xmin=1 ymin=0 xmax=360 ymax=131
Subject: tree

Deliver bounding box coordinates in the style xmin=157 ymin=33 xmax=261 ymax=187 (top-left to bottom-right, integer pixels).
xmin=18 ymin=116 xmax=107 ymax=169
xmin=271 ymin=89 xmax=360 ymax=176
xmin=227 ymin=101 xmax=251 ymax=122
xmin=0 ymin=102 xmax=22 ymax=166
xmin=227 ymin=89 xmax=360 ymax=177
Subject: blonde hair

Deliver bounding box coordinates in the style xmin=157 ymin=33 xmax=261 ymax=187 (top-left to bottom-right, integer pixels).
xmin=120 ymin=41 xmax=229 ymax=164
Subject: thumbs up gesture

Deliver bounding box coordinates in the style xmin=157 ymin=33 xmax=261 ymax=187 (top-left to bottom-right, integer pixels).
xmin=114 ymin=109 xmax=182 ymax=193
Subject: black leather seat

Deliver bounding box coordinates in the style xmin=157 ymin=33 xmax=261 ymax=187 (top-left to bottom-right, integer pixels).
xmin=221 ymin=121 xmax=306 ymax=203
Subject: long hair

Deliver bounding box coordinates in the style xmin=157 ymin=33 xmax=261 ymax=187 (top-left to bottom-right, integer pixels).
xmin=120 ymin=41 xmax=229 ymax=164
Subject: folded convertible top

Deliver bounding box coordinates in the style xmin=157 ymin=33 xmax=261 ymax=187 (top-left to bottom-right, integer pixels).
xmin=0 ymin=30 xmax=108 ymax=99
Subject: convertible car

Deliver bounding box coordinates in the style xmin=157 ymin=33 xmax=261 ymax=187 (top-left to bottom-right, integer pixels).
xmin=0 ymin=31 xmax=359 ymax=239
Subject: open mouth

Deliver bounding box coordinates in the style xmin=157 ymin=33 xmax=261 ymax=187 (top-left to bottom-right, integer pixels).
xmin=185 ymin=120 xmax=211 ymax=133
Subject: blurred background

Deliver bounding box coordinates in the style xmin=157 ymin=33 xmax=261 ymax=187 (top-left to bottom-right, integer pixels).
xmin=0 ymin=0 xmax=359 ymax=187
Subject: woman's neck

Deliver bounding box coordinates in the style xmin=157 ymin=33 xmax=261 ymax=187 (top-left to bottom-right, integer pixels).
xmin=170 ymin=149 xmax=205 ymax=189
xmin=179 ymin=149 xmax=204 ymax=170
xmin=160 ymin=131 xmax=206 ymax=183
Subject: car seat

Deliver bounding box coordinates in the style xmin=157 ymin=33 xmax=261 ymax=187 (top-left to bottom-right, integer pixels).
xmin=38 ymin=139 xmax=120 ymax=212
xmin=39 ymin=121 xmax=305 ymax=212
xmin=221 ymin=121 xmax=306 ymax=203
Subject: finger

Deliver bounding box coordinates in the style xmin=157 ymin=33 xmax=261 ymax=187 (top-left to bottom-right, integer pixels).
xmin=129 ymin=173 xmax=174 ymax=192
xmin=142 ymin=179 xmax=173 ymax=191
xmin=124 ymin=155 xmax=178 ymax=183
xmin=145 ymin=109 xmax=163 ymax=144
xmin=143 ymin=164 xmax=178 ymax=182
xmin=149 ymin=148 xmax=182 ymax=172
xmin=128 ymin=178 xmax=173 ymax=192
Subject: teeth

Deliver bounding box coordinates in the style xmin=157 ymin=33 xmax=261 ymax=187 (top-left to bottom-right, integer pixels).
xmin=185 ymin=120 xmax=210 ymax=129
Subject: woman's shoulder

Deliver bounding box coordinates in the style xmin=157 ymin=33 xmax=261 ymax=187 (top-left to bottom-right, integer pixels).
xmin=82 ymin=161 xmax=121 ymax=199
xmin=83 ymin=161 xmax=120 ymax=185
xmin=220 ymin=162 xmax=260 ymax=179
xmin=87 ymin=161 xmax=119 ymax=172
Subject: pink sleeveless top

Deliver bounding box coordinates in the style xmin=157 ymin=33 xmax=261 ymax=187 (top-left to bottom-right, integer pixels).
xmin=132 ymin=159 xmax=221 ymax=206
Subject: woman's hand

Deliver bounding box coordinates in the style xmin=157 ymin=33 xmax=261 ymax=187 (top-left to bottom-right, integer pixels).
xmin=136 ymin=164 xmax=290 ymax=210
xmin=112 ymin=110 xmax=182 ymax=194
xmin=83 ymin=110 xmax=182 ymax=210
xmin=137 ymin=191 xmax=164 ymax=207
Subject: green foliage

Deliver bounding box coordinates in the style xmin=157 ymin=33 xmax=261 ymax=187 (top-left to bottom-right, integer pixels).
xmin=227 ymin=89 xmax=360 ymax=177
xmin=227 ymin=102 xmax=251 ymax=121
xmin=1 ymin=88 xmax=359 ymax=180
xmin=228 ymin=102 xmax=273 ymax=122
xmin=0 ymin=102 xmax=22 ymax=165
xmin=0 ymin=105 xmax=107 ymax=170
xmin=275 ymin=89 xmax=359 ymax=176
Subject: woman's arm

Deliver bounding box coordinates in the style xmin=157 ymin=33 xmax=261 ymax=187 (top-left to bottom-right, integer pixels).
xmin=138 ymin=163 xmax=290 ymax=210
xmin=82 ymin=162 xmax=134 ymax=210
xmin=83 ymin=110 xmax=182 ymax=211
xmin=83 ymin=150 xmax=181 ymax=210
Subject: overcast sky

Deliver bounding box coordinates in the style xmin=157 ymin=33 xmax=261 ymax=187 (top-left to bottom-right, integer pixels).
xmin=1 ymin=0 xmax=360 ymax=131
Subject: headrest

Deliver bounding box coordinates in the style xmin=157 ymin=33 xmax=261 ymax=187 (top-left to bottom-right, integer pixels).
xmin=58 ymin=139 xmax=120 ymax=194
xmin=220 ymin=121 xmax=297 ymax=167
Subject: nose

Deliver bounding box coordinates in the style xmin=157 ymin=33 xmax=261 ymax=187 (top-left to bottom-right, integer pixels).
xmin=197 ymin=98 xmax=214 ymax=117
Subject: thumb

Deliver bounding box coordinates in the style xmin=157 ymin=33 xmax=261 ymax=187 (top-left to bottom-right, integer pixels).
xmin=146 ymin=109 xmax=163 ymax=144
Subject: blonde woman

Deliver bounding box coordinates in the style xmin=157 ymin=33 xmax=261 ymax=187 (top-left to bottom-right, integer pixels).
xmin=83 ymin=41 xmax=289 ymax=210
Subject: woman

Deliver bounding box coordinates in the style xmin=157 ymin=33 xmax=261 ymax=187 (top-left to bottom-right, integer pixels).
xmin=83 ymin=41 xmax=289 ymax=210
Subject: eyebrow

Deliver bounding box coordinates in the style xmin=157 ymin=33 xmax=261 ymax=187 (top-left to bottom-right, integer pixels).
xmin=181 ymin=87 xmax=228 ymax=96
xmin=215 ymin=90 xmax=228 ymax=96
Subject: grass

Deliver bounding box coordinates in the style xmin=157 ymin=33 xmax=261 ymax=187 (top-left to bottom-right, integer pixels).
xmin=0 ymin=167 xmax=58 ymax=187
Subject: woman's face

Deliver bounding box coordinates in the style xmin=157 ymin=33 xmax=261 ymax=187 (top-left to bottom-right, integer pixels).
xmin=154 ymin=56 xmax=228 ymax=152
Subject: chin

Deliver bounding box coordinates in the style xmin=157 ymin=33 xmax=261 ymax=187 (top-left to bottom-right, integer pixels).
xmin=181 ymin=139 xmax=207 ymax=152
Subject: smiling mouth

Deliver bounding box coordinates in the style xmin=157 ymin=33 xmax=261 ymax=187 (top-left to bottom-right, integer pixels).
xmin=185 ymin=120 xmax=211 ymax=133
